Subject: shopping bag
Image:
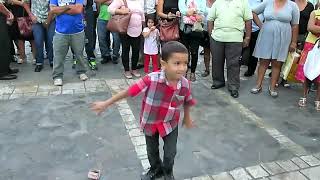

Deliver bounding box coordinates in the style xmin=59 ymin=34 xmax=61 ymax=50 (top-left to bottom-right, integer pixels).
xmin=303 ymin=41 xmax=320 ymax=80
xmin=281 ymin=52 xmax=295 ymax=80
xmin=287 ymin=62 xmax=300 ymax=83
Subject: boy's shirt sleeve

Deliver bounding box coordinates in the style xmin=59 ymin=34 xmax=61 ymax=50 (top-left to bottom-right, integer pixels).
xmin=128 ymin=75 xmax=151 ymax=97
xmin=184 ymin=82 xmax=196 ymax=106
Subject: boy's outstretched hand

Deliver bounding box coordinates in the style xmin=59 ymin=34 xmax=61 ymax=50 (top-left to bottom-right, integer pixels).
xmin=90 ymin=101 xmax=110 ymax=115
xmin=182 ymin=117 xmax=195 ymax=129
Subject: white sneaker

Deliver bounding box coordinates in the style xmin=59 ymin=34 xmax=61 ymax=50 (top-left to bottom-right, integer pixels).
xmin=79 ymin=73 xmax=88 ymax=81
xmin=131 ymin=70 xmax=141 ymax=78
xmin=32 ymin=59 xmax=36 ymax=65
xmin=53 ymin=78 xmax=63 ymax=86
xmin=124 ymin=71 xmax=133 ymax=79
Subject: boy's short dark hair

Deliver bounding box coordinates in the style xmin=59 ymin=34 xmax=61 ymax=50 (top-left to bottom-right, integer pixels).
xmin=161 ymin=41 xmax=188 ymax=62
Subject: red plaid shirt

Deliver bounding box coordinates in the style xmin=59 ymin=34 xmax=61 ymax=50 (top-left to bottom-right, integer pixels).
xmin=128 ymin=70 xmax=196 ymax=137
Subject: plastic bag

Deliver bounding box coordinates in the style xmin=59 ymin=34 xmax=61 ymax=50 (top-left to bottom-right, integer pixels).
xmin=281 ymin=52 xmax=295 ymax=80
xmin=287 ymin=62 xmax=300 ymax=83
xmin=303 ymin=41 xmax=320 ymax=80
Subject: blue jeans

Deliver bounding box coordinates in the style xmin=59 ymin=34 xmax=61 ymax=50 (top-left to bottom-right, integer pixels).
xmin=97 ymin=19 xmax=120 ymax=59
xmin=32 ymin=21 xmax=55 ymax=65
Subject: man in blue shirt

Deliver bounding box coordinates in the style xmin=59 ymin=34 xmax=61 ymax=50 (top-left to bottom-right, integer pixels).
xmin=50 ymin=0 xmax=89 ymax=86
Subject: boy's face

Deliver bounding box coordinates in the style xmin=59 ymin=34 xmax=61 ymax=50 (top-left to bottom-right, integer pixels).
xmin=161 ymin=53 xmax=188 ymax=80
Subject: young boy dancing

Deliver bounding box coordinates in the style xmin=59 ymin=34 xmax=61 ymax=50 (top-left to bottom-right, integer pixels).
xmin=91 ymin=41 xmax=196 ymax=180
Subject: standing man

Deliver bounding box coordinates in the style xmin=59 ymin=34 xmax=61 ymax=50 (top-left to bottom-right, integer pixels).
xmin=84 ymin=0 xmax=98 ymax=70
xmin=30 ymin=0 xmax=56 ymax=72
xmin=50 ymin=0 xmax=89 ymax=86
xmin=0 ymin=0 xmax=17 ymax=80
xmin=208 ymin=0 xmax=252 ymax=98
xmin=244 ymin=0 xmax=263 ymax=77
xmin=96 ymin=0 xmax=120 ymax=64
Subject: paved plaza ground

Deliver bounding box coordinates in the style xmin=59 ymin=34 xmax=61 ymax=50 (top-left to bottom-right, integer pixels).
xmin=0 ymin=46 xmax=320 ymax=180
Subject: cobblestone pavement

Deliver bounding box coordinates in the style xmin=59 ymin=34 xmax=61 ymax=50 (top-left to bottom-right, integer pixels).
xmin=1 ymin=45 xmax=320 ymax=180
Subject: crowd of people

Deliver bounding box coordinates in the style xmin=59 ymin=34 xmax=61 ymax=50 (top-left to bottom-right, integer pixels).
xmin=0 ymin=0 xmax=319 ymax=104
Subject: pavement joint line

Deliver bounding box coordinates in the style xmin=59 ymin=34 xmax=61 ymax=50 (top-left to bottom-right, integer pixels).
xmin=195 ymin=73 xmax=307 ymax=156
xmin=105 ymin=79 xmax=151 ymax=171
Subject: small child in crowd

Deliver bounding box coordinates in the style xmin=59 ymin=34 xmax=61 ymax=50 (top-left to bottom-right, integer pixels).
xmin=91 ymin=41 xmax=196 ymax=180
xmin=183 ymin=0 xmax=198 ymax=24
xmin=142 ymin=16 xmax=160 ymax=73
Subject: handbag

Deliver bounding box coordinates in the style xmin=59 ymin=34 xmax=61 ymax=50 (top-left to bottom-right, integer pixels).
xmin=106 ymin=0 xmax=131 ymax=34
xmin=16 ymin=12 xmax=33 ymax=38
xmin=303 ymin=41 xmax=320 ymax=81
xmin=159 ymin=18 xmax=180 ymax=42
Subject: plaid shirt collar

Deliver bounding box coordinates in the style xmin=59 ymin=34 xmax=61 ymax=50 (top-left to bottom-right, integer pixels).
xmin=158 ymin=70 xmax=182 ymax=90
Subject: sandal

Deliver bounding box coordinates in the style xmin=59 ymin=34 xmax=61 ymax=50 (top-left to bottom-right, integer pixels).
xmin=250 ymin=86 xmax=262 ymax=94
xmin=298 ymin=97 xmax=307 ymax=107
xmin=190 ymin=73 xmax=196 ymax=82
xmin=315 ymin=101 xmax=320 ymax=111
xmin=201 ymin=70 xmax=210 ymax=77
xmin=88 ymin=169 xmax=100 ymax=180
xmin=268 ymin=86 xmax=278 ymax=98
xmin=185 ymin=72 xmax=190 ymax=80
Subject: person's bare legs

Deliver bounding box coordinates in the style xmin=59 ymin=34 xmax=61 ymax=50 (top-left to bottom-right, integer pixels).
xmin=17 ymin=40 xmax=26 ymax=63
xmin=298 ymin=80 xmax=309 ymax=107
xmin=255 ymin=59 xmax=270 ymax=88
xmin=315 ymin=82 xmax=320 ymax=110
xmin=203 ymin=48 xmax=210 ymax=75
xmin=270 ymin=60 xmax=283 ymax=91
xmin=303 ymin=81 xmax=310 ymax=98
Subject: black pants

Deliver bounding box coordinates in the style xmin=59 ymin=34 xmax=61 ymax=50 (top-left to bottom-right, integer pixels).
xmin=211 ymin=39 xmax=242 ymax=91
xmin=182 ymin=32 xmax=201 ymax=73
xmin=84 ymin=6 xmax=95 ymax=59
xmin=93 ymin=10 xmax=98 ymax=49
xmin=246 ymin=30 xmax=259 ymax=74
xmin=145 ymin=127 xmax=178 ymax=173
xmin=0 ymin=15 xmax=12 ymax=76
xmin=119 ymin=34 xmax=141 ymax=71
